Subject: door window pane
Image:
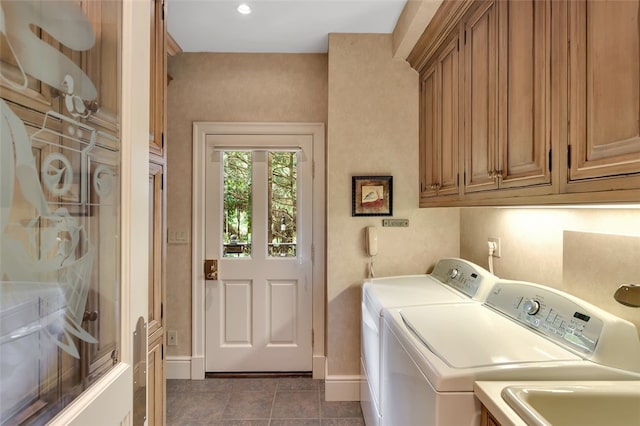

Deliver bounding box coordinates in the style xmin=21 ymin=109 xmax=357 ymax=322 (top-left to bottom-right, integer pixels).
xmin=223 ymin=152 xmax=252 ymax=257
xmin=268 ymin=152 xmax=297 ymax=258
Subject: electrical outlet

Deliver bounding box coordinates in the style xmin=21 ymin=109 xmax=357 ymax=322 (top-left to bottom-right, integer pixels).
xmin=488 ymin=237 xmax=501 ymax=258
xmin=167 ymin=331 xmax=178 ymax=346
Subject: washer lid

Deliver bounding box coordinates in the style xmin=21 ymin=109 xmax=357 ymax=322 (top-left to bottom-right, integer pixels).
xmin=364 ymin=275 xmax=471 ymax=316
xmin=400 ymin=304 xmax=582 ymax=368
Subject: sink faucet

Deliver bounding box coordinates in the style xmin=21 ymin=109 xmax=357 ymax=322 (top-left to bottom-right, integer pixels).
xmin=614 ymin=284 xmax=640 ymax=307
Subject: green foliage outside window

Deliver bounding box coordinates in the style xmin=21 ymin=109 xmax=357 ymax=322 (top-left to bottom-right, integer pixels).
xmin=223 ymin=151 xmax=297 ymax=257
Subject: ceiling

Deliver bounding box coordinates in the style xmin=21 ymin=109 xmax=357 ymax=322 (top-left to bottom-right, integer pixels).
xmin=167 ymin=0 xmax=409 ymax=53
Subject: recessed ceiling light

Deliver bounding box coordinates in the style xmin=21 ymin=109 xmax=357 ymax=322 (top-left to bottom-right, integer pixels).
xmin=237 ymin=3 xmax=252 ymax=15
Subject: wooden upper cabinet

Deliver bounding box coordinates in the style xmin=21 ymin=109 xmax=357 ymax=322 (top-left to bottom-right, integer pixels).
xmin=414 ymin=0 xmax=639 ymax=205
xmin=463 ymin=0 xmax=552 ymax=194
xmin=420 ymin=35 xmax=460 ymax=201
xmin=420 ymin=64 xmax=437 ymax=198
xmin=0 ymin=27 xmax=61 ymax=118
xmin=567 ymin=0 xmax=640 ymax=184
xmin=463 ymin=0 xmax=499 ymax=193
xmin=497 ymin=0 xmax=551 ymax=190
xmin=81 ymin=0 xmax=121 ymax=142
xmin=149 ymin=0 xmax=166 ymax=156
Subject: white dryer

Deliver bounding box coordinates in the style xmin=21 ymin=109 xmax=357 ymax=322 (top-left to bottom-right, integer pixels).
xmin=381 ymin=280 xmax=640 ymax=426
xmin=360 ymin=258 xmax=498 ymax=426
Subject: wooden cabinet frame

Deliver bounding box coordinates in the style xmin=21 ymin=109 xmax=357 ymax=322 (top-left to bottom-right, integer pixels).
xmin=147 ymin=0 xmax=169 ymax=424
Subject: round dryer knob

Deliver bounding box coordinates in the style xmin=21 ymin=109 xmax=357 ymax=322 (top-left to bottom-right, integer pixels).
xmin=449 ymin=269 xmax=459 ymax=279
xmin=523 ymin=299 xmax=541 ymax=315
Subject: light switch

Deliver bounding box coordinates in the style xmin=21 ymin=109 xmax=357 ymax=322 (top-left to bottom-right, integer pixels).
xmin=168 ymin=229 xmax=190 ymax=244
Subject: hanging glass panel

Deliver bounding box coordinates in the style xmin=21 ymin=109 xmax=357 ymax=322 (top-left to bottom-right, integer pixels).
xmin=268 ymin=152 xmax=297 ymax=258
xmin=223 ymin=151 xmax=252 ymax=257
xmin=0 ymin=1 xmax=121 ymax=424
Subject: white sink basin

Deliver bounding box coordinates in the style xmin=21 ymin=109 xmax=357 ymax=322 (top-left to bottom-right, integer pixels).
xmin=501 ymin=382 xmax=640 ymax=426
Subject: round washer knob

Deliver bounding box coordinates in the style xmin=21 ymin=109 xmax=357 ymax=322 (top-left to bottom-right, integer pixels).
xmin=449 ymin=269 xmax=459 ymax=279
xmin=523 ymin=299 xmax=541 ymax=315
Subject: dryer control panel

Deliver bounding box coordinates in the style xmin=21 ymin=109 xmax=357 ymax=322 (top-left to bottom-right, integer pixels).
xmin=431 ymin=258 xmax=496 ymax=301
xmin=486 ymin=281 xmax=604 ymax=355
xmin=485 ymin=280 xmax=640 ymax=373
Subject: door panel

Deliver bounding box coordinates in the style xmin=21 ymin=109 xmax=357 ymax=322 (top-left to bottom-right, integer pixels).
xmin=268 ymin=280 xmax=297 ymax=344
xmin=419 ymin=35 xmax=459 ymax=200
xmin=223 ymin=280 xmax=252 ymax=344
xmin=569 ymin=0 xmax=640 ymax=181
xmin=205 ymin=135 xmax=313 ymax=372
xmin=464 ymin=0 xmax=499 ymax=193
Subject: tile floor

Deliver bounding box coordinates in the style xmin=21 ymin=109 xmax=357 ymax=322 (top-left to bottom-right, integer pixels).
xmin=167 ymin=377 xmax=365 ymax=426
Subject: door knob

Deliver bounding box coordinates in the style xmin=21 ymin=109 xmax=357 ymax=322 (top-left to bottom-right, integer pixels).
xmin=83 ymin=310 xmax=99 ymax=322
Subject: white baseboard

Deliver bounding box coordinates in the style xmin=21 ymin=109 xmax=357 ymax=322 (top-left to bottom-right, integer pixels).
xmin=324 ymin=374 xmax=362 ymax=401
xmin=169 ymin=355 xmax=325 ymax=381
xmin=166 ymin=356 xmax=192 ymax=380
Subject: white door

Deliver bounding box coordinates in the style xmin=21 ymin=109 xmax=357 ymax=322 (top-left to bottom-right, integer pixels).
xmin=204 ymin=134 xmax=313 ymax=372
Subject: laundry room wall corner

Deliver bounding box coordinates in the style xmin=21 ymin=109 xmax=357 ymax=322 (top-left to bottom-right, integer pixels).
xmin=326 ymin=33 xmax=460 ymax=400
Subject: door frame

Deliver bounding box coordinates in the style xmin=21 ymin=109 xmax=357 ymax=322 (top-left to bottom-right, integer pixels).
xmin=191 ymin=122 xmax=325 ymax=379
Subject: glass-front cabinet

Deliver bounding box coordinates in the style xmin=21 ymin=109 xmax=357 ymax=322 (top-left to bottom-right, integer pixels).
xmin=0 ymin=1 xmax=122 ymax=424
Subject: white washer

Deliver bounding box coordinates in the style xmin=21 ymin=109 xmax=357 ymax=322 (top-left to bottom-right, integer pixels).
xmin=381 ymin=280 xmax=640 ymax=426
xmin=361 ymin=258 xmax=498 ymax=426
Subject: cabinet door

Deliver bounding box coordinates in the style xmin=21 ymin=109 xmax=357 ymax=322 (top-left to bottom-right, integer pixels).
xmin=0 ymin=29 xmax=61 ymax=116
xmin=420 ymin=36 xmax=460 ymax=201
xmin=420 ymin=64 xmax=438 ymax=198
xmin=497 ymin=0 xmax=552 ymax=190
xmin=81 ymin=0 xmax=121 ymax=145
xmin=148 ymin=162 xmax=165 ymax=338
xmin=147 ymin=334 xmax=165 ymax=426
xmin=463 ymin=0 xmax=499 ymax=193
xmin=568 ymin=0 xmax=640 ymax=182
xmin=149 ymin=0 xmax=166 ymax=156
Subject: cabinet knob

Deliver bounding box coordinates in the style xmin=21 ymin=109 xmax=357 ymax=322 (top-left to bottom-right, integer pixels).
xmin=488 ymin=170 xmax=503 ymax=181
xmin=83 ymin=310 xmax=99 ymax=322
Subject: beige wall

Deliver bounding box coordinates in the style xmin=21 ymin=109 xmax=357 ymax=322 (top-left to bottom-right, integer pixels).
xmin=166 ymin=52 xmax=328 ymax=356
xmin=460 ymin=207 xmax=640 ymax=332
xmin=326 ymin=33 xmax=460 ymax=376
xmin=165 ymin=41 xmax=640 ymax=385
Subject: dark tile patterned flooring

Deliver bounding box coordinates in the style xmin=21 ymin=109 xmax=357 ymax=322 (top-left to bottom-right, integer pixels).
xmin=167 ymin=377 xmax=365 ymax=426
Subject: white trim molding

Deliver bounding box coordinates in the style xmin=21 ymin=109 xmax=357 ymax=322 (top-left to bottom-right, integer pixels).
xmin=324 ymin=374 xmax=362 ymax=402
xmin=313 ymin=355 xmax=326 ymax=379
xmin=192 ymin=122 xmax=326 ymax=378
xmin=191 ymin=355 xmax=205 ymax=380
xmin=166 ymin=356 xmax=193 ymax=380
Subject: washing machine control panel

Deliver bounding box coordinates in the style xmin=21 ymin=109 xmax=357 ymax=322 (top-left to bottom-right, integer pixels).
xmin=485 ymin=282 xmax=606 ymax=356
xmin=431 ymin=259 xmax=496 ymax=300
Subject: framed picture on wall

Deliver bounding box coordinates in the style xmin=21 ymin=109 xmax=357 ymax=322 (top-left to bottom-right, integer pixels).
xmin=352 ymin=176 xmax=393 ymax=217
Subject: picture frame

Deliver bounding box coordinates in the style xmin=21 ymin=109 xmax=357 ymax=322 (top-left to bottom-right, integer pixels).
xmin=352 ymin=176 xmax=393 ymax=217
